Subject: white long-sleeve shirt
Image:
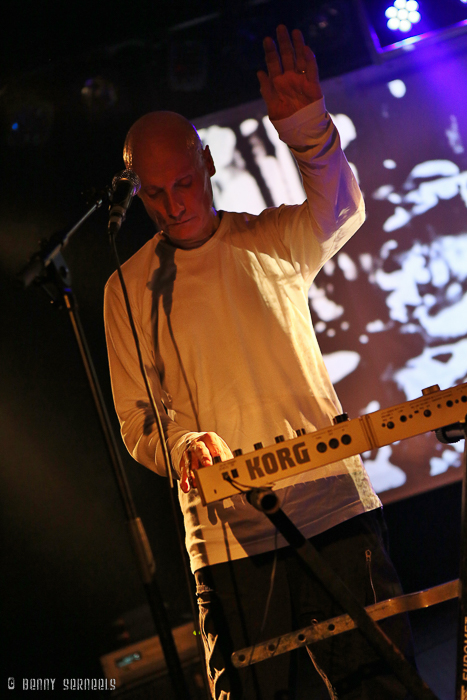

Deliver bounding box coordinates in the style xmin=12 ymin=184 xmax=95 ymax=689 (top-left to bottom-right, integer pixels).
xmin=104 ymin=99 xmax=381 ymax=572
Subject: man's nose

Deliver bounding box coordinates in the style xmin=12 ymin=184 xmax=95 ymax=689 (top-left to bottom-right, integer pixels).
xmin=165 ymin=191 xmax=185 ymax=219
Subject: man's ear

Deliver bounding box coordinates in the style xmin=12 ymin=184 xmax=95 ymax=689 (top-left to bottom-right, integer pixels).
xmin=203 ymin=145 xmax=216 ymax=177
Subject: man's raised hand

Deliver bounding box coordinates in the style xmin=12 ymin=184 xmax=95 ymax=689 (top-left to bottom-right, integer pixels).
xmin=257 ymin=25 xmax=323 ymax=121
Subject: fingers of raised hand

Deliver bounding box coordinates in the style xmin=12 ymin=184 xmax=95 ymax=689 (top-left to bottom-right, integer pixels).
xmin=302 ymin=45 xmax=321 ymax=93
xmin=263 ymin=26 xmax=297 ymax=78
xmin=291 ymin=28 xmax=307 ymax=74
xmin=266 ymin=24 xmax=318 ymax=83
xmin=263 ymin=35 xmax=283 ymax=79
xmin=276 ymin=24 xmax=296 ymax=72
xmin=268 ymin=26 xmax=312 ymax=76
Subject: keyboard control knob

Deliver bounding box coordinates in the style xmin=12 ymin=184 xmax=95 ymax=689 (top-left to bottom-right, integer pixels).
xmin=333 ymin=413 xmax=349 ymax=425
xmin=422 ymin=385 xmax=440 ymax=395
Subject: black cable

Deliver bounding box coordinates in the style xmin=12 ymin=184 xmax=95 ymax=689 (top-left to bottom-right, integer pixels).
xmin=110 ymin=234 xmax=174 ymax=486
xmin=167 ymin=315 xmax=201 ymax=432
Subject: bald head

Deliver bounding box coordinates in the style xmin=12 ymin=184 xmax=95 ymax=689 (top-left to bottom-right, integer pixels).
xmin=123 ymin=111 xmax=219 ymax=247
xmin=124 ymin=111 xmax=204 ymax=171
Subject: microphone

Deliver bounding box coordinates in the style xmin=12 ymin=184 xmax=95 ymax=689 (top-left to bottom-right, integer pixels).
xmin=108 ymin=169 xmax=141 ymax=236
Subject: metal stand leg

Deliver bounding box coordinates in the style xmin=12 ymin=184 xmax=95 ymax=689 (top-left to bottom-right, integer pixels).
xmin=247 ymin=490 xmax=438 ymax=700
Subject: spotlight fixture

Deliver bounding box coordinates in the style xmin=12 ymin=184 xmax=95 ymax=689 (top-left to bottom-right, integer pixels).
xmin=362 ymin=0 xmax=467 ymax=53
xmin=385 ymin=0 xmax=421 ymax=32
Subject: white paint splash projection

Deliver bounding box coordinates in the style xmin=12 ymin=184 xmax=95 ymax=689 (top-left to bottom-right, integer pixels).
xmin=196 ymin=68 xmax=467 ymax=498
xmin=375 ymin=160 xmax=467 ymax=233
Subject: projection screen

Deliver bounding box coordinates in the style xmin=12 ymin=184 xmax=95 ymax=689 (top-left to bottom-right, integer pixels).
xmin=195 ymin=40 xmax=467 ymax=503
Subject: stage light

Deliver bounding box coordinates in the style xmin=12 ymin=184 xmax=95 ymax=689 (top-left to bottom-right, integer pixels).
xmin=385 ymin=1 xmax=421 ymax=32
xmin=364 ymin=0 xmax=467 ymax=53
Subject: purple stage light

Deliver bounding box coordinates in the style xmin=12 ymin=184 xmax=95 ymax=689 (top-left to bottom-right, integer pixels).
xmin=385 ymin=0 xmax=422 ymax=32
xmin=364 ymin=0 xmax=467 ymax=54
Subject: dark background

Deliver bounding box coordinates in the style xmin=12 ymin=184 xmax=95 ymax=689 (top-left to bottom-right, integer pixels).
xmin=1 ymin=1 xmax=464 ymax=697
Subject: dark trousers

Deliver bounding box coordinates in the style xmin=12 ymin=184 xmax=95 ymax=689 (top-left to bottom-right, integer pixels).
xmin=195 ymin=510 xmax=415 ymax=700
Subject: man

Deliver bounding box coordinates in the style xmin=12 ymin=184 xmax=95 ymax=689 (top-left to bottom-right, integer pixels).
xmin=104 ymin=26 xmax=413 ymax=700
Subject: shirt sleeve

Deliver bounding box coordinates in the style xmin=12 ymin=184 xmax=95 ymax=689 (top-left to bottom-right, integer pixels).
xmin=103 ymin=273 xmax=204 ymax=477
xmin=270 ymin=97 xmax=365 ymax=285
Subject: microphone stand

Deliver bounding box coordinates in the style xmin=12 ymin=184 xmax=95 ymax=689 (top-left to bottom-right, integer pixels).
xmin=18 ymin=192 xmax=192 ymax=700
